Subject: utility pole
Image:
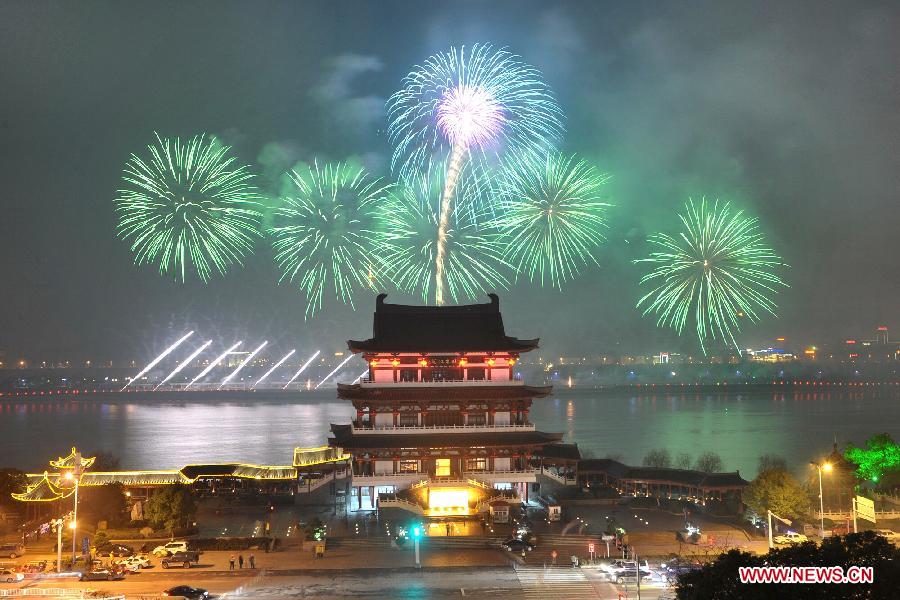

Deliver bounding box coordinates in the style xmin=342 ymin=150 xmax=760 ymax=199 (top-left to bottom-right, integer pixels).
xmin=767 ymin=510 xmax=792 ymax=549
xmin=635 ymin=548 xmax=642 ymax=600
xmin=55 ymin=518 xmax=63 ymax=573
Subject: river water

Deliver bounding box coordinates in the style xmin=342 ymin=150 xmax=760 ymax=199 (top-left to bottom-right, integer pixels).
xmin=2 ymin=387 xmax=897 ymax=478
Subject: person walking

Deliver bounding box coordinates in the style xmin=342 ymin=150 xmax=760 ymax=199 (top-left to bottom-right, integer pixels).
xmin=238 ymin=554 xmax=244 ymax=569
xmin=248 ymin=553 xmax=255 ymax=569
xmin=229 ymin=555 xmax=235 ymax=570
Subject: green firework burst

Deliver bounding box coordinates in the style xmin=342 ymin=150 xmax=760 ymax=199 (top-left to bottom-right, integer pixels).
xmin=270 ymin=161 xmax=393 ymax=318
xmin=493 ymin=152 xmax=611 ymax=289
xmin=374 ymin=164 xmax=510 ymax=304
xmin=635 ymin=198 xmax=788 ymax=354
xmin=115 ymin=133 xmax=263 ymax=282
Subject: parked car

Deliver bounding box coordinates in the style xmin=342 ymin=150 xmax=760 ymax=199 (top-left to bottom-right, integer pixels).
xmin=97 ymin=543 xmax=134 ymax=557
xmin=153 ymin=541 xmax=190 ymax=557
xmin=163 ymin=585 xmax=208 ymax=599
xmin=500 ymin=538 xmax=534 ymax=552
xmin=0 ymin=544 xmax=24 ymax=559
xmin=79 ymin=569 xmax=125 ymax=582
xmin=160 ymin=551 xmax=201 ymax=569
xmin=1 ymin=569 xmax=25 ymax=583
xmin=773 ymin=532 xmax=809 ymax=544
xmin=873 ymin=529 xmax=898 ymax=539
xmin=116 ymin=555 xmax=152 ymax=571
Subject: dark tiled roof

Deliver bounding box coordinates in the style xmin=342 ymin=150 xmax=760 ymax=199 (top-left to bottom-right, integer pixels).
xmin=577 ymin=459 xmax=748 ymax=489
xmin=578 ymin=459 xmax=630 ymax=478
xmin=337 ymin=383 xmax=552 ymax=402
xmin=538 ymin=443 xmax=582 ymax=461
xmin=348 ymin=294 xmax=539 ymax=353
xmin=328 ymin=425 xmax=563 ymax=449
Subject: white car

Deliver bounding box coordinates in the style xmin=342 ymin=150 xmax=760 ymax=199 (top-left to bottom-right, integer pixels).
xmin=773 ymin=532 xmax=809 ymax=544
xmin=1 ymin=569 xmax=24 ymax=583
xmin=116 ymin=554 xmax=152 ymax=571
xmin=152 ymin=541 xmax=189 ymax=557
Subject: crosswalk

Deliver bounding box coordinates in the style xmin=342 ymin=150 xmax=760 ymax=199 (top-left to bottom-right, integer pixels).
xmin=515 ymin=565 xmax=601 ymax=599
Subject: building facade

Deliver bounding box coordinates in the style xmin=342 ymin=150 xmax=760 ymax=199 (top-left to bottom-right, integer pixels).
xmin=330 ymin=294 xmax=565 ymax=517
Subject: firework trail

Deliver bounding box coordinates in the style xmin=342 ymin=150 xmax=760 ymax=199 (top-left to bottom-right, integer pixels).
xmin=115 ymin=133 xmax=262 ymax=282
xmin=494 ymin=152 xmax=611 ymax=289
xmin=635 ymin=198 xmax=788 ymax=354
xmin=374 ymin=164 xmax=510 ymax=304
xmin=388 ymin=44 xmax=563 ymax=304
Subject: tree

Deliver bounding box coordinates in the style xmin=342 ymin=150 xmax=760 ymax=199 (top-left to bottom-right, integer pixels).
xmin=92 ymin=530 xmax=110 ymax=549
xmin=676 ymin=532 xmax=900 ymax=599
xmin=744 ymin=468 xmax=811 ymax=519
xmin=89 ymin=451 xmax=121 ymax=472
xmin=844 ymin=433 xmax=900 ymax=483
xmin=643 ymin=448 xmax=672 ymax=468
xmin=758 ymin=454 xmax=787 ymax=473
xmin=675 ymin=452 xmax=693 ymax=470
xmin=143 ymin=485 xmax=196 ymax=535
xmin=694 ymin=452 xmax=723 ymax=473
xmin=80 ymin=484 xmax=127 ymax=526
xmin=0 ymin=468 xmax=27 ymax=505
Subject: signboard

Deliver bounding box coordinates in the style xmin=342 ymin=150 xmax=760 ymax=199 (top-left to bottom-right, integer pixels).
xmin=589 ymin=542 xmax=595 ymax=553
xmin=82 ymin=536 xmax=90 ymax=555
xmin=856 ymin=495 xmax=876 ymax=523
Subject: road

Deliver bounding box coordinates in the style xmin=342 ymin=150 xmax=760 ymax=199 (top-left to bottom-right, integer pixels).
xmin=0 ymin=565 xmax=681 ymax=599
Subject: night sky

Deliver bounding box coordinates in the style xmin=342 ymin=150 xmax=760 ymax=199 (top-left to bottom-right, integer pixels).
xmin=1 ymin=1 xmax=897 ymax=362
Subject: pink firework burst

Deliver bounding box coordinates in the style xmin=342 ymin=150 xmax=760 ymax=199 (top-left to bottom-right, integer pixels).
xmin=436 ymin=85 xmax=506 ymax=149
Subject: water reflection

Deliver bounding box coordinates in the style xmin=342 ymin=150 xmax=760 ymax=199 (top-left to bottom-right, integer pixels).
xmin=1 ymin=388 xmax=897 ymax=477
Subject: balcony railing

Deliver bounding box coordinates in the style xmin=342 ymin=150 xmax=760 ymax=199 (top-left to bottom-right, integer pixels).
xmin=356 ymin=379 xmax=523 ymax=387
xmin=350 ymin=422 xmax=534 ymax=434
xmin=351 ymin=471 xmax=536 ymax=485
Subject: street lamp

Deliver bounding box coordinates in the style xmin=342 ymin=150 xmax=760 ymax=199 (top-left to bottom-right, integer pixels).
xmin=810 ymin=461 xmax=832 ymax=538
xmin=64 ymin=455 xmax=84 ymax=565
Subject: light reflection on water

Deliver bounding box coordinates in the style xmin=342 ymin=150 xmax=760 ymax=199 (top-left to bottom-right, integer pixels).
xmin=1 ymin=388 xmax=897 ymax=477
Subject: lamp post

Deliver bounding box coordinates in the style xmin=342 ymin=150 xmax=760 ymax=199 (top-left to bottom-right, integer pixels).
xmin=64 ymin=452 xmax=84 ymax=566
xmin=810 ymin=461 xmax=832 ymax=538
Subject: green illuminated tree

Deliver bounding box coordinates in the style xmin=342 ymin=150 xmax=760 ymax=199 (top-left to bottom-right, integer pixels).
xmin=144 ymin=485 xmax=196 ymax=535
xmin=844 ymin=433 xmax=900 ymax=483
xmin=744 ymin=468 xmax=811 ymax=519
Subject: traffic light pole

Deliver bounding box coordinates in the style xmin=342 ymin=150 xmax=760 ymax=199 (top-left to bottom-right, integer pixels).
xmin=414 ymin=537 xmax=420 ymax=567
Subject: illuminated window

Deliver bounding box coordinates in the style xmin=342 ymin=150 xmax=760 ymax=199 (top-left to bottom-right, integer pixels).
xmin=399 ymin=460 xmax=419 ymax=473
xmin=465 ymin=458 xmax=486 ymax=471
xmin=435 ymin=458 xmax=451 ymax=477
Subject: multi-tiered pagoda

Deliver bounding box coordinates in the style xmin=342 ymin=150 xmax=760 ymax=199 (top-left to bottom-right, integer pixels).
xmin=329 ymin=294 xmax=565 ymax=517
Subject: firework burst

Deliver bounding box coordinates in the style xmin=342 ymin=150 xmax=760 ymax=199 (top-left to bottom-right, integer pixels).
xmin=115 ymin=133 xmax=262 ymax=282
xmin=494 ymin=152 xmax=611 ymax=289
xmin=374 ymin=164 xmax=510 ymax=304
xmin=635 ymin=198 xmax=788 ymax=354
xmin=388 ymin=43 xmax=563 ymax=304
xmin=269 ymin=161 xmax=393 ymax=318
